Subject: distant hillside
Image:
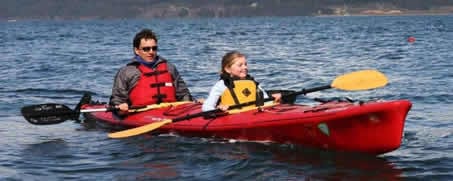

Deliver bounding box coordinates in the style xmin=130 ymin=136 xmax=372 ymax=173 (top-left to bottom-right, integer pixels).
xmin=2 ymin=0 xmax=453 ymax=20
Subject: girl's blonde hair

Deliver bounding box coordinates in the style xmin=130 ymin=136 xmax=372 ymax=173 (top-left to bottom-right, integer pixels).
xmin=220 ymin=51 xmax=245 ymax=75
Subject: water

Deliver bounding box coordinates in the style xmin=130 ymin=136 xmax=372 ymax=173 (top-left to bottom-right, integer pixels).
xmin=1 ymin=16 xmax=452 ymax=180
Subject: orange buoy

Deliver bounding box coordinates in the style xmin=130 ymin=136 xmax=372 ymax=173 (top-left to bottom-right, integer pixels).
xmin=407 ymin=36 xmax=416 ymax=43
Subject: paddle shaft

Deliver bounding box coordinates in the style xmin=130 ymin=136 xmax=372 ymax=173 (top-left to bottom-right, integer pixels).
xmin=293 ymin=85 xmax=332 ymax=95
xmin=80 ymin=105 xmax=151 ymax=113
xmin=80 ymin=107 xmax=114 ymax=113
xmin=170 ymin=84 xmax=332 ymax=123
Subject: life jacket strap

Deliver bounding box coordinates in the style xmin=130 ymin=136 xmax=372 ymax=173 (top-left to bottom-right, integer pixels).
xmin=150 ymin=82 xmax=173 ymax=88
xmin=152 ymin=94 xmax=167 ymax=104
xmin=227 ymin=85 xmax=241 ymax=105
xmin=144 ymin=70 xmax=168 ymax=76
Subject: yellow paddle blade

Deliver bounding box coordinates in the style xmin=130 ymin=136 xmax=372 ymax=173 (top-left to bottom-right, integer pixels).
xmin=331 ymin=69 xmax=388 ymax=91
xmin=108 ymin=119 xmax=173 ymax=139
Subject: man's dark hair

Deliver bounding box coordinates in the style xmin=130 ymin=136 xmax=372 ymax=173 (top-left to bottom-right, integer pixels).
xmin=133 ymin=29 xmax=158 ymax=48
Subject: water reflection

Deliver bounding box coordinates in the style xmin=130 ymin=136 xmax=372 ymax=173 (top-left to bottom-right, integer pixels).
xmin=122 ymin=136 xmax=403 ymax=180
xmin=262 ymin=144 xmax=403 ymax=180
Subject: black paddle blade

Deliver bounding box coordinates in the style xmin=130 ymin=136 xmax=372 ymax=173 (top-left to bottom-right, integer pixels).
xmin=21 ymin=103 xmax=78 ymax=125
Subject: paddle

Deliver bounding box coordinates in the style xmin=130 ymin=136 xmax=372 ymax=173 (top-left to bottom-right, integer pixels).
xmin=21 ymin=100 xmax=191 ymax=125
xmin=108 ymin=69 xmax=388 ymax=139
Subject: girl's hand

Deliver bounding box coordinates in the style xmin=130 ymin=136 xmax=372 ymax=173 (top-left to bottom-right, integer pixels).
xmin=272 ymin=93 xmax=282 ymax=103
xmin=217 ymin=104 xmax=229 ymax=111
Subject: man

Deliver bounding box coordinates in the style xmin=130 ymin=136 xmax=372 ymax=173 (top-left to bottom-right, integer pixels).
xmin=110 ymin=29 xmax=193 ymax=113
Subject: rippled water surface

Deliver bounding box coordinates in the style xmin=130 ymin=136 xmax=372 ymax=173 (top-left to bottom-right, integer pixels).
xmin=1 ymin=16 xmax=452 ymax=180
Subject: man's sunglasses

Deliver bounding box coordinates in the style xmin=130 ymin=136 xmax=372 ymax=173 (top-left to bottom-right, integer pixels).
xmin=141 ymin=46 xmax=158 ymax=52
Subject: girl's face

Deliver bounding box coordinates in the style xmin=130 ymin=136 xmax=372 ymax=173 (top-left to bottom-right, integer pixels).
xmin=225 ymin=56 xmax=248 ymax=79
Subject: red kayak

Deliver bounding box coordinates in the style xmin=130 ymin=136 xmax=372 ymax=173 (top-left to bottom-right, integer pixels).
xmin=82 ymin=99 xmax=411 ymax=155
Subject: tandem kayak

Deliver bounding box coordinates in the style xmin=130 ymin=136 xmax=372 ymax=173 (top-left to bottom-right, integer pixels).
xmin=20 ymin=70 xmax=410 ymax=154
xmin=82 ymin=98 xmax=412 ymax=155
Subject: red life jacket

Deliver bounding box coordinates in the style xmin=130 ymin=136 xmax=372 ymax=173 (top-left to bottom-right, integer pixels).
xmin=129 ymin=62 xmax=177 ymax=106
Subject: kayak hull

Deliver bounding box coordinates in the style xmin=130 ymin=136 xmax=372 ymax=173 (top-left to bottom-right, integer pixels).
xmin=83 ymin=100 xmax=411 ymax=155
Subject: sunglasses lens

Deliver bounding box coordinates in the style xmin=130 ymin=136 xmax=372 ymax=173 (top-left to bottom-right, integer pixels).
xmin=141 ymin=46 xmax=158 ymax=52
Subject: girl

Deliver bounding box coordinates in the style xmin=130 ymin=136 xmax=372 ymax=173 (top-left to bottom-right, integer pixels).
xmin=202 ymin=51 xmax=281 ymax=111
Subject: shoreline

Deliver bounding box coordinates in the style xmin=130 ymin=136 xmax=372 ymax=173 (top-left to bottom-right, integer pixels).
xmin=315 ymin=8 xmax=453 ymax=17
xmin=315 ymin=12 xmax=453 ymax=17
xmin=3 ymin=12 xmax=452 ymax=22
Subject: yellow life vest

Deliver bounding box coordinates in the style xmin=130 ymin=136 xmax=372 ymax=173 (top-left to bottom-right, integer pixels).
xmin=220 ymin=80 xmax=257 ymax=110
